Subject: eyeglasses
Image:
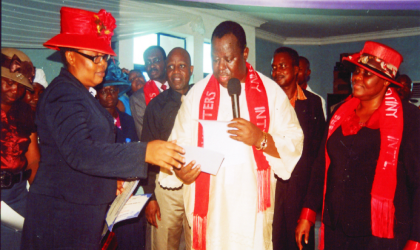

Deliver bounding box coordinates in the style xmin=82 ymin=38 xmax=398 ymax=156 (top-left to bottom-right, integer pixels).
xmin=145 ymin=58 xmax=161 ymax=67
xmin=74 ymin=51 xmax=111 ymax=64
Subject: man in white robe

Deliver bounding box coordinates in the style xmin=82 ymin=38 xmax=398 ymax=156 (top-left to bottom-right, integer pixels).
xmin=159 ymin=21 xmax=303 ymax=250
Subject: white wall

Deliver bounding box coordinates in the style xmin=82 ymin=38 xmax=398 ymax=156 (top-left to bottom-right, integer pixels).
xmin=118 ymin=7 xmax=259 ymax=83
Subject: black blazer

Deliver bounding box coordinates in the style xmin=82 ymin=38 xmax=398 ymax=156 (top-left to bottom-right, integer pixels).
xmin=273 ymin=90 xmax=325 ymax=249
xmin=304 ymin=101 xmax=420 ymax=243
xmin=30 ymin=68 xmax=148 ymax=205
xmin=116 ymin=109 xmax=139 ymax=144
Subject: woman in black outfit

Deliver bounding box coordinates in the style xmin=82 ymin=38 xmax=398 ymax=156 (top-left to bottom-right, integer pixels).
xmin=296 ymin=41 xmax=420 ymax=250
xmin=1 ymin=48 xmax=40 ymax=250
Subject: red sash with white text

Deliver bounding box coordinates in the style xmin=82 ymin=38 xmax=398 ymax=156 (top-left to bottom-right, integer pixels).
xmin=143 ymin=80 xmax=160 ymax=105
xmin=318 ymin=87 xmax=403 ymax=249
xmin=193 ymin=63 xmax=271 ymax=249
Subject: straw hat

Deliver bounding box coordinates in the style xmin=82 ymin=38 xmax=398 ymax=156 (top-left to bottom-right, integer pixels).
xmin=1 ymin=48 xmax=35 ymax=90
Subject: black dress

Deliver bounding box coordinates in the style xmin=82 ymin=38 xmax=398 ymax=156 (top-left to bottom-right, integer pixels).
xmin=303 ymin=101 xmax=420 ymax=250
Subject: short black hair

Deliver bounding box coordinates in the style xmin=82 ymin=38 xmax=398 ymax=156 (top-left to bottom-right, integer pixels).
xmin=60 ymin=47 xmax=74 ymax=67
xmin=273 ymin=47 xmax=299 ymax=67
xmin=211 ymin=21 xmax=247 ymax=51
xmin=299 ymin=56 xmax=310 ymax=68
xmin=143 ymin=46 xmax=166 ymax=62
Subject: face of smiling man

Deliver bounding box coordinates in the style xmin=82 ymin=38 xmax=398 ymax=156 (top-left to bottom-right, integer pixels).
xmin=166 ymin=48 xmax=193 ymax=95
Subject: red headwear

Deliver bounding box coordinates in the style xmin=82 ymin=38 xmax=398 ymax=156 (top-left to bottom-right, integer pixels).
xmin=44 ymin=7 xmax=117 ymax=56
xmin=342 ymin=41 xmax=403 ymax=87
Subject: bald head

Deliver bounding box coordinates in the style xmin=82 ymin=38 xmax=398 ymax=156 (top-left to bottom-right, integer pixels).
xmin=167 ymin=48 xmax=191 ymax=66
xmin=166 ymin=47 xmax=194 ymax=95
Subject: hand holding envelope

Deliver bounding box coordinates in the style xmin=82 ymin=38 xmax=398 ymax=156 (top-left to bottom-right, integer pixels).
xmin=173 ymin=120 xmax=249 ymax=184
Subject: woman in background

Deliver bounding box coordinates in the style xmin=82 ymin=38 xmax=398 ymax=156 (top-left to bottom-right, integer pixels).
xmin=1 ymin=48 xmax=40 ymax=250
xmin=23 ymin=68 xmax=48 ymax=112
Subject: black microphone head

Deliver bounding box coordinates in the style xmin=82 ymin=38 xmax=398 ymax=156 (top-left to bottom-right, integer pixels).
xmin=227 ymin=78 xmax=241 ymax=96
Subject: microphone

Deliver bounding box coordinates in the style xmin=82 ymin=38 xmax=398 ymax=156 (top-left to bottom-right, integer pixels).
xmin=227 ymin=78 xmax=241 ymax=119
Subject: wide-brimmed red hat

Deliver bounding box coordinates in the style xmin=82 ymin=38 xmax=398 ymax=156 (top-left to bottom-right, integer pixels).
xmin=342 ymin=41 xmax=403 ymax=87
xmin=44 ymin=7 xmax=117 ymax=56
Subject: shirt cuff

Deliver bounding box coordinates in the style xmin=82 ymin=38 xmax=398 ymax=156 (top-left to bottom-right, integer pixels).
xmin=299 ymin=208 xmax=316 ymax=225
xmin=404 ymin=240 xmax=420 ymax=250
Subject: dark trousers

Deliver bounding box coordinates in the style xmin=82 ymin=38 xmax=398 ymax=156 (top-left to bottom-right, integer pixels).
xmin=324 ymin=223 xmax=408 ymax=250
xmin=273 ymin=179 xmax=315 ymax=250
xmin=21 ymin=192 xmax=108 ymax=250
xmin=1 ymin=181 xmax=28 ymax=250
xmin=113 ymin=210 xmax=146 ymax=250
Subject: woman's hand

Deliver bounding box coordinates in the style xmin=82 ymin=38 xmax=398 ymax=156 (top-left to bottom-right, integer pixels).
xmin=173 ymin=161 xmax=201 ymax=185
xmin=116 ymin=180 xmax=125 ymax=195
xmin=145 ymin=200 xmax=161 ymax=228
xmin=145 ymin=140 xmax=185 ymax=171
xmin=295 ymin=219 xmax=312 ymax=250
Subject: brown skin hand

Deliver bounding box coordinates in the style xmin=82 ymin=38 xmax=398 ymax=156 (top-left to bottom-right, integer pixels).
xmin=145 ymin=140 xmax=185 ymax=171
xmin=227 ymin=118 xmax=280 ymax=158
xmin=295 ymin=219 xmax=312 ymax=250
xmin=145 ymin=200 xmax=161 ymax=228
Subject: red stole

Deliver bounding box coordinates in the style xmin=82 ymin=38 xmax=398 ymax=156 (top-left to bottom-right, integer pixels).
xmin=319 ymin=87 xmax=403 ymax=249
xmin=143 ymin=80 xmax=160 ymax=105
xmin=193 ymin=63 xmax=271 ymax=249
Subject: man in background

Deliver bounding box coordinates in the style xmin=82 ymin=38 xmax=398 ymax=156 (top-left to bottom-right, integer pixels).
xmin=297 ymin=56 xmax=326 ymax=118
xmin=128 ymin=70 xmax=146 ymax=94
xmin=142 ymin=47 xmax=194 ymax=250
xmin=396 ymin=74 xmax=412 ymax=102
xmin=271 ymin=47 xmax=325 ymax=250
xmin=130 ymin=46 xmax=169 ymax=138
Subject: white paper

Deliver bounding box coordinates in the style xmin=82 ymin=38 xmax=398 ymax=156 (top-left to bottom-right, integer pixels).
xmin=1 ymin=201 xmax=24 ymax=231
xmin=114 ymin=194 xmax=151 ymax=225
xmin=104 ymin=180 xmax=139 ymax=233
xmin=181 ymin=145 xmax=224 ymax=175
xmin=198 ymin=120 xmax=249 ymax=167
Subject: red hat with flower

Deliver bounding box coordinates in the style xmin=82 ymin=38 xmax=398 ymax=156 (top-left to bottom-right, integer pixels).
xmin=342 ymin=41 xmax=403 ymax=87
xmin=44 ymin=7 xmax=117 ymax=56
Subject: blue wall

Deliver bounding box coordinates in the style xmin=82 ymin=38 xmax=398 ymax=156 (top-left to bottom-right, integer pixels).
xmin=256 ymin=35 xmax=420 ymax=100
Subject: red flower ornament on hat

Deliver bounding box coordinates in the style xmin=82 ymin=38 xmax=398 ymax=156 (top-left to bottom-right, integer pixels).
xmin=94 ymin=9 xmax=117 ymax=45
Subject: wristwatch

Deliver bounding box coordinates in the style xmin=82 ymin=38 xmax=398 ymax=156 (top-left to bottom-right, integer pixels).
xmin=256 ymin=132 xmax=268 ymax=151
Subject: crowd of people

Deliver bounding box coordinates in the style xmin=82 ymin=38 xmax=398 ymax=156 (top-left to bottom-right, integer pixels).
xmin=1 ymin=5 xmax=419 ymax=250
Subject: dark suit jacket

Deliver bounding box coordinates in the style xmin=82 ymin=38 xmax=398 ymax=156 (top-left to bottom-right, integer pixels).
xmin=273 ymin=89 xmax=326 ymax=250
xmin=304 ymin=101 xmax=420 ymax=243
xmin=115 ymin=109 xmax=139 ymax=144
xmin=31 ymin=68 xmax=148 ymax=205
